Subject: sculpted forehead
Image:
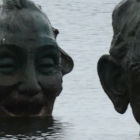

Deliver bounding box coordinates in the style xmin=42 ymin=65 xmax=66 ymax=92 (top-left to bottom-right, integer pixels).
xmin=0 ymin=44 xmax=59 ymax=56
xmin=1 ymin=35 xmax=58 ymax=49
xmin=0 ymin=7 xmax=55 ymax=47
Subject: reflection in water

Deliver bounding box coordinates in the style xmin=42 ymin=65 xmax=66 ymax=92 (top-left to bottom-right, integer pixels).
xmin=0 ymin=117 xmax=64 ymax=139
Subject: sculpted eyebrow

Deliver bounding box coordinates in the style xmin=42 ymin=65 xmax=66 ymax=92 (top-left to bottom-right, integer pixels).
xmin=0 ymin=45 xmax=26 ymax=63
xmin=37 ymin=45 xmax=59 ymax=56
xmin=0 ymin=45 xmax=25 ymax=53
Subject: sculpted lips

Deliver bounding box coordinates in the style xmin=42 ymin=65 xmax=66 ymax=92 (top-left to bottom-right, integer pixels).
xmin=0 ymin=97 xmax=46 ymax=116
xmin=4 ymin=102 xmax=43 ymax=115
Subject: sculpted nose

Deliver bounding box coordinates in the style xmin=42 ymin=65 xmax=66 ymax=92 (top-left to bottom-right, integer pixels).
xmin=18 ymin=71 xmax=41 ymax=97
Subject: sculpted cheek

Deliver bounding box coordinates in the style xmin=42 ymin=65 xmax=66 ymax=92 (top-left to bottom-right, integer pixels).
xmin=0 ymin=86 xmax=15 ymax=101
xmin=39 ymin=73 xmax=63 ymax=97
xmin=0 ymin=75 xmax=20 ymax=86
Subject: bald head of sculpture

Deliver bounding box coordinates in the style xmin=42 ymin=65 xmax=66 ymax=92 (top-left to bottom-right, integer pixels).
xmin=97 ymin=0 xmax=140 ymax=124
xmin=0 ymin=0 xmax=74 ymax=117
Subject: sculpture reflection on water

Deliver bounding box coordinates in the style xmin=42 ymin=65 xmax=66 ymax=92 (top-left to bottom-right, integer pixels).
xmin=0 ymin=117 xmax=64 ymax=139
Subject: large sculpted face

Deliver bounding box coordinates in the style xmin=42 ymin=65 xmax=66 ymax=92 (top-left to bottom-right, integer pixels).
xmin=127 ymin=43 xmax=140 ymax=124
xmin=0 ymin=0 xmax=73 ymax=117
xmin=97 ymin=0 xmax=140 ymax=124
xmin=98 ymin=42 xmax=140 ymax=124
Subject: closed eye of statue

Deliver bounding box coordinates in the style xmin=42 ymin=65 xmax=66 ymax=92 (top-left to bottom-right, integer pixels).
xmin=37 ymin=58 xmax=57 ymax=75
xmin=0 ymin=57 xmax=17 ymax=74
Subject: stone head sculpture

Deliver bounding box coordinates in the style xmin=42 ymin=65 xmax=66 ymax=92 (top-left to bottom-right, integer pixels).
xmin=97 ymin=0 xmax=140 ymax=124
xmin=0 ymin=0 xmax=74 ymax=117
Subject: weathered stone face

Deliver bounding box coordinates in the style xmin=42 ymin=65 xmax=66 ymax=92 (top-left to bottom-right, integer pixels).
xmin=97 ymin=0 xmax=140 ymax=124
xmin=124 ymin=41 xmax=140 ymax=124
xmin=0 ymin=0 xmax=74 ymax=117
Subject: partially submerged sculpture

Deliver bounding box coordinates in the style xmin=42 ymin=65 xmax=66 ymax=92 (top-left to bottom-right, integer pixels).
xmin=0 ymin=0 xmax=74 ymax=117
xmin=97 ymin=0 xmax=140 ymax=124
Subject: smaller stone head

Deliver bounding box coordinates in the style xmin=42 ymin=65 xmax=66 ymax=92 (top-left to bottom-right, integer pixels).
xmin=0 ymin=0 xmax=74 ymax=117
xmin=97 ymin=0 xmax=140 ymax=124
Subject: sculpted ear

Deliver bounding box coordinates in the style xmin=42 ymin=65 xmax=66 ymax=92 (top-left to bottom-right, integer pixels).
xmin=97 ymin=55 xmax=129 ymax=114
xmin=52 ymin=27 xmax=74 ymax=75
xmin=59 ymin=48 xmax=74 ymax=75
xmin=52 ymin=27 xmax=59 ymax=39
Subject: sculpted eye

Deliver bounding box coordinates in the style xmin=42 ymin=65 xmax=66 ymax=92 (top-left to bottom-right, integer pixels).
xmin=37 ymin=58 xmax=56 ymax=74
xmin=0 ymin=58 xmax=16 ymax=74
